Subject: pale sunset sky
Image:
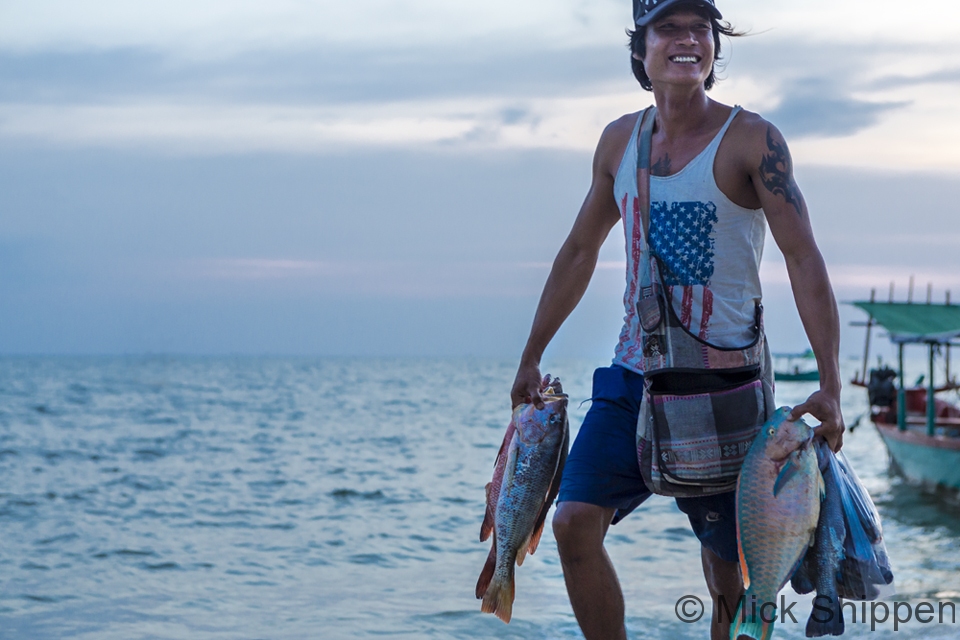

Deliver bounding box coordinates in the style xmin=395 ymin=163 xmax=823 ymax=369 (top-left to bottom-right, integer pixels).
xmin=2 ymin=0 xmax=959 ymax=360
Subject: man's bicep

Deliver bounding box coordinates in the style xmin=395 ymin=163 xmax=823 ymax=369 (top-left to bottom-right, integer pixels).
xmin=566 ymin=130 xmax=623 ymax=247
xmin=567 ymin=178 xmax=621 ymax=249
xmin=750 ymin=124 xmax=817 ymax=259
xmin=752 ymin=124 xmax=806 ymax=219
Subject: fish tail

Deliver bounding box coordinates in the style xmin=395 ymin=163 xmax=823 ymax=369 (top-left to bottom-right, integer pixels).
xmin=480 ymin=567 xmax=515 ymax=623
xmin=729 ymin=598 xmax=775 ymax=640
xmin=805 ymin=596 xmax=844 ymax=637
xmin=475 ymin=539 xmax=497 ymax=599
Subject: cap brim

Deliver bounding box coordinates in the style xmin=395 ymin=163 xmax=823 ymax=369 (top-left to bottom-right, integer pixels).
xmin=635 ymin=0 xmax=722 ymax=26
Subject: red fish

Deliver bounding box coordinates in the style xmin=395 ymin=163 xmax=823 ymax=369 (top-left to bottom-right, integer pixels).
xmin=475 ymin=376 xmax=569 ymax=623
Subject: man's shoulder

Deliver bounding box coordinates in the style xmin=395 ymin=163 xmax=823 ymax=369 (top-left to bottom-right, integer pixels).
xmin=591 ymin=110 xmax=646 ymax=175
xmin=728 ymin=108 xmax=775 ymax=142
xmin=730 ymin=109 xmax=783 ymax=146
xmin=721 ymin=108 xmax=788 ymax=168
xmin=600 ymin=111 xmax=644 ymax=145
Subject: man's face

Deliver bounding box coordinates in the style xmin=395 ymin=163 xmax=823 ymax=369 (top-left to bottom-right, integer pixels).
xmin=637 ymin=8 xmax=715 ymax=90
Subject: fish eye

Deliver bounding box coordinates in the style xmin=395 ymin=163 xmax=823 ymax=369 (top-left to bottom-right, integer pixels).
xmin=767 ymin=427 xmax=775 ymax=436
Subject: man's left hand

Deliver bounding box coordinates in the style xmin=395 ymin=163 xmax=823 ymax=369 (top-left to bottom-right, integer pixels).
xmin=789 ymin=390 xmax=844 ymax=452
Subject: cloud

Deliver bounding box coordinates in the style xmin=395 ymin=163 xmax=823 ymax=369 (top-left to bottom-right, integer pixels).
xmin=868 ymin=68 xmax=960 ymax=90
xmin=0 ymin=44 xmax=629 ymax=106
xmin=0 ymin=0 xmax=628 ymax=55
xmin=0 ymin=34 xmax=957 ymax=168
xmin=765 ymin=85 xmax=909 ymax=138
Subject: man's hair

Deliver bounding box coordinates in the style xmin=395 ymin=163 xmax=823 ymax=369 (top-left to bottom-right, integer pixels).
xmin=627 ymin=3 xmax=743 ymax=92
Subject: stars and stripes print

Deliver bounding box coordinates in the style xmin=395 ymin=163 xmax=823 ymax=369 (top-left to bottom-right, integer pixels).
xmin=649 ymin=200 xmax=718 ymax=340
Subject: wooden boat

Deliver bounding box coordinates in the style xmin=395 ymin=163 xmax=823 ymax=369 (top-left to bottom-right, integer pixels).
xmin=773 ymin=348 xmax=820 ymax=382
xmin=850 ymin=293 xmax=960 ymax=490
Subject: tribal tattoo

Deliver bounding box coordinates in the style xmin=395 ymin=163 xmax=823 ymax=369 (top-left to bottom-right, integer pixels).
xmin=651 ymin=153 xmax=672 ymax=177
xmin=758 ymin=127 xmax=803 ymax=217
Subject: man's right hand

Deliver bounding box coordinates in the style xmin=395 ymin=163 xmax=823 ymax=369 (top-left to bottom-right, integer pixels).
xmin=511 ymin=361 xmax=544 ymax=409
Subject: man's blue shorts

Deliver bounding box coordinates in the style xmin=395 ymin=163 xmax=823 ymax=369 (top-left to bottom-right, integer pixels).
xmin=557 ymin=364 xmax=739 ymax=563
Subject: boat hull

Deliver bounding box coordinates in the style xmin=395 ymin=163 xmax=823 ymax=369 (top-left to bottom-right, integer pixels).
xmin=875 ymin=422 xmax=960 ymax=490
xmin=774 ymin=371 xmax=820 ymax=382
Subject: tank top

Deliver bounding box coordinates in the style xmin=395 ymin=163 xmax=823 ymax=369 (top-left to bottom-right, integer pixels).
xmin=612 ymin=106 xmax=766 ymax=374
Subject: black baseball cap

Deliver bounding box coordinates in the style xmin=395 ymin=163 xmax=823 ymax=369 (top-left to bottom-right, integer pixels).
xmin=633 ymin=0 xmax=722 ymax=26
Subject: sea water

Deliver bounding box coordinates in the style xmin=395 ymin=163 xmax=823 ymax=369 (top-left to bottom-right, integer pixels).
xmin=2 ymin=356 xmax=960 ymax=639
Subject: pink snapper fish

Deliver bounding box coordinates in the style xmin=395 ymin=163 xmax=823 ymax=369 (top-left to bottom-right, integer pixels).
xmin=733 ymin=407 xmax=823 ymax=640
xmin=476 ymin=376 xmax=569 ymax=623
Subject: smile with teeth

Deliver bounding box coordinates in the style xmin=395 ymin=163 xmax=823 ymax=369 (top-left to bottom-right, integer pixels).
xmin=669 ymin=55 xmax=700 ymax=63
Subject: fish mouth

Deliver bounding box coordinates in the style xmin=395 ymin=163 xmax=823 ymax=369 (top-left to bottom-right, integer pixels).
xmin=769 ymin=429 xmax=814 ymax=462
xmin=540 ymin=395 xmax=568 ymax=414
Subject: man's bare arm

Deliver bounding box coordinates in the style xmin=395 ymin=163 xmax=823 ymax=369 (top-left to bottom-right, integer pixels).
xmin=750 ymin=122 xmax=845 ymax=450
xmin=511 ymin=123 xmax=624 ymax=408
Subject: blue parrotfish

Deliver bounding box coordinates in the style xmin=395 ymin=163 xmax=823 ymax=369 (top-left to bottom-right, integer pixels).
xmin=790 ymin=439 xmax=846 ymax=637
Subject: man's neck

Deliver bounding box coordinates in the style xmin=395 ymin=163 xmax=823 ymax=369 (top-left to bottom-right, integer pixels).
xmin=650 ymin=86 xmax=715 ymax=141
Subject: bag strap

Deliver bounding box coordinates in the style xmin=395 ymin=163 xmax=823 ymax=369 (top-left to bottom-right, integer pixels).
xmin=635 ymin=106 xmax=659 ymax=297
xmin=636 ymin=106 xmax=657 ymax=243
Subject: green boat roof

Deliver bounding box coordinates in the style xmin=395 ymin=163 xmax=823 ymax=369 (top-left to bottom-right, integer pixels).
xmin=852 ymin=301 xmax=960 ymax=343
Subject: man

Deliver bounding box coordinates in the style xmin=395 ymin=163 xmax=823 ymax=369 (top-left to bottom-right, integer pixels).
xmin=509 ymin=1 xmax=845 ymax=638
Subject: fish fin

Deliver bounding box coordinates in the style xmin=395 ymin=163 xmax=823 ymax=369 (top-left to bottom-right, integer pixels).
xmin=525 ymin=423 xmax=570 ymax=557
xmin=494 ymin=420 xmax=517 ymax=469
xmin=480 ymin=568 xmax=515 ymax=623
xmin=790 ymin=550 xmax=815 ymax=594
xmin=475 ymin=536 xmax=497 ymax=599
xmin=736 ymin=497 xmax=750 ymax=590
xmin=729 ymin=597 xmax=775 ymax=640
xmin=525 ymin=513 xmax=547 ymax=559
xmin=481 ymin=422 xmax=516 ymax=541
xmin=516 ymin=534 xmax=531 ymax=566
xmin=480 ymin=482 xmax=494 ymax=542
xmin=805 ymin=595 xmax=844 ymax=637
xmin=773 ymin=453 xmax=800 ymax=497
xmin=738 ymin=547 xmax=750 ymax=591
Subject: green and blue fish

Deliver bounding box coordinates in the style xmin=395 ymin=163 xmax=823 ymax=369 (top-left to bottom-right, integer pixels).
xmin=733 ymin=407 xmax=823 ymax=640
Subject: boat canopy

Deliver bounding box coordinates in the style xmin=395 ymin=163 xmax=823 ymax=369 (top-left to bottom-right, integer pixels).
xmin=852 ymin=302 xmax=960 ymax=343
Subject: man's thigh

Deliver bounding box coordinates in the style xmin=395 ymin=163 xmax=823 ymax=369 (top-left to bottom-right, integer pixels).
xmin=557 ymin=365 xmax=651 ymax=523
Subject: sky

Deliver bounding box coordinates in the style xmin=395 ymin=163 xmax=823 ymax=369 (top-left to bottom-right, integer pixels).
xmin=2 ymin=0 xmax=960 ymax=362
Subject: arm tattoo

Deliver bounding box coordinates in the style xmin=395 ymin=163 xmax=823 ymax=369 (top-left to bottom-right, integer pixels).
xmin=758 ymin=127 xmax=803 ymax=218
xmin=651 ymin=153 xmax=672 ymax=177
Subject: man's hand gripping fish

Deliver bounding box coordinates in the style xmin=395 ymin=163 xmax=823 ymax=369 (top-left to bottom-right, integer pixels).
xmin=476 ymin=376 xmax=569 ymax=623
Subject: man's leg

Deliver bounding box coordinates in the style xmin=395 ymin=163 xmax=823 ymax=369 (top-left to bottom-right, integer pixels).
xmin=553 ymin=501 xmax=625 ymax=640
xmin=701 ymin=545 xmax=744 ymax=640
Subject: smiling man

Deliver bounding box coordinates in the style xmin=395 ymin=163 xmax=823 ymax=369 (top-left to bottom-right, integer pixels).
xmin=509 ymin=1 xmax=844 ymax=638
